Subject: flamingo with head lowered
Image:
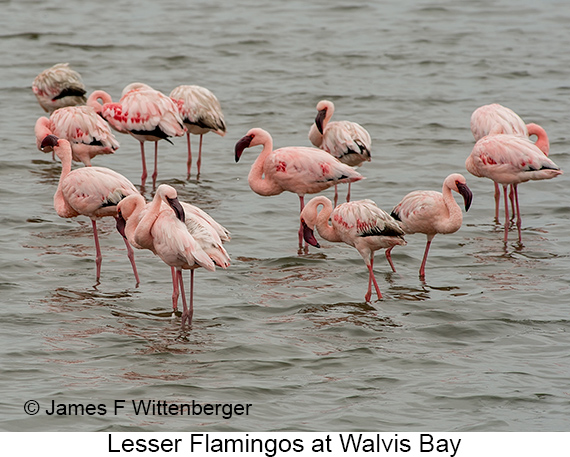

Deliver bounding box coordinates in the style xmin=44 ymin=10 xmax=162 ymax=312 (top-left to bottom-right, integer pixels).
xmin=235 ymin=128 xmax=364 ymax=252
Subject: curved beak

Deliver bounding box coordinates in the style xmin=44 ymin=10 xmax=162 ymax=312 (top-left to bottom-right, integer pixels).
xmin=115 ymin=212 xmax=127 ymax=239
xmin=235 ymin=134 xmax=254 ymax=162
xmin=456 ymin=181 xmax=473 ymax=212
xmin=315 ymin=109 xmax=327 ymax=134
xmin=40 ymin=134 xmax=59 ymax=151
xmin=302 ymin=219 xmax=320 ymax=247
xmin=166 ymin=196 xmax=185 ymax=223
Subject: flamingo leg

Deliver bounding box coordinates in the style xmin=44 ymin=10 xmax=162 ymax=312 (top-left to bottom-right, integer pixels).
xmin=508 ymin=185 xmax=516 ymax=221
xmin=197 ymin=134 xmax=203 ymax=178
xmin=365 ymin=255 xmax=382 ymax=301
xmin=298 ymin=195 xmax=306 ymax=252
xmin=189 ymin=269 xmax=195 ymax=325
xmin=178 ymin=269 xmax=189 ymax=327
xmin=513 ymin=184 xmax=522 ymax=243
xmin=333 ymin=184 xmax=339 ymax=207
xmin=346 ymin=182 xmax=352 ymax=203
xmin=91 ymin=219 xmax=102 ymax=282
xmin=171 ymin=266 xmax=179 ymax=313
xmin=385 ymin=246 xmax=397 ymax=273
xmin=419 ymin=236 xmax=434 ymax=279
xmin=186 ymin=132 xmax=192 ymax=179
xmin=152 ymin=141 xmax=159 ymax=189
xmin=140 ymin=141 xmax=147 ymax=187
xmin=493 ymin=182 xmax=500 ymax=221
xmin=502 ymin=184 xmax=509 ymax=243
xmin=122 ymin=236 xmax=140 ymax=286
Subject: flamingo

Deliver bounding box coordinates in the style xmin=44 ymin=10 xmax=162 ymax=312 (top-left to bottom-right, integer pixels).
xmin=234 ymin=128 xmax=364 ymax=251
xmin=32 ymin=63 xmax=87 ymax=113
xmin=35 ymin=105 xmax=119 ymax=166
xmin=465 ymin=134 xmax=562 ymax=243
xmin=87 ymin=83 xmax=185 ymax=188
xmin=170 ymin=85 xmax=227 ymax=178
xmin=308 ymin=100 xmax=371 ymax=206
xmin=300 ymin=196 xmax=406 ymax=301
xmin=470 ymin=103 xmax=550 ymax=220
xmin=390 ymin=173 xmax=473 ymax=279
xmin=40 ymin=134 xmax=140 ymax=284
xmin=117 ymin=185 xmax=229 ymax=326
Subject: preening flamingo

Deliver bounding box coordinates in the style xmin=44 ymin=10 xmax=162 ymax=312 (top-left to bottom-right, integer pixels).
xmin=35 ymin=105 xmax=119 ymax=166
xmin=170 ymin=85 xmax=227 ymax=178
xmin=87 ymin=83 xmax=185 ymax=188
xmin=234 ymin=128 xmax=364 ymax=251
xmin=117 ymin=184 xmax=229 ymax=326
xmin=301 ymin=196 xmax=406 ymax=302
xmin=465 ymin=134 xmax=562 ymax=243
xmin=390 ymin=173 xmax=473 ymax=279
xmin=32 ymin=63 xmax=87 ymax=113
xmin=470 ymin=103 xmax=550 ymax=220
xmin=308 ymin=100 xmax=371 ymax=205
xmin=40 ymin=135 xmax=140 ymax=284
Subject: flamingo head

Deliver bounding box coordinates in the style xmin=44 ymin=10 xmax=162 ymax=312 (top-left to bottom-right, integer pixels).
xmin=452 ymin=175 xmax=473 ymax=212
xmin=40 ymin=134 xmax=59 ymax=151
xmin=156 ymin=184 xmax=185 ymax=223
xmin=314 ymin=100 xmax=333 ymax=134
xmin=234 ymin=134 xmax=254 ymax=162
xmin=115 ymin=211 xmax=127 ymax=239
xmin=301 ymin=218 xmax=320 ymax=248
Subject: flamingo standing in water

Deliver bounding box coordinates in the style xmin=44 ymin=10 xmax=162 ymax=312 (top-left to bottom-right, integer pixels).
xmin=234 ymin=128 xmax=364 ymax=251
xmin=32 ymin=63 xmax=87 ymax=113
xmin=470 ymin=103 xmax=550 ymax=220
xmin=465 ymin=134 xmax=562 ymax=243
xmin=170 ymin=85 xmax=227 ymax=179
xmin=301 ymin=196 xmax=406 ymax=301
xmin=308 ymin=100 xmax=371 ymax=206
xmin=87 ymin=83 xmax=185 ymax=188
xmin=35 ymin=105 xmax=119 ymax=166
xmin=40 ymin=135 xmax=140 ymax=284
xmin=390 ymin=173 xmax=473 ymax=279
xmin=117 ymin=185 xmax=230 ymax=326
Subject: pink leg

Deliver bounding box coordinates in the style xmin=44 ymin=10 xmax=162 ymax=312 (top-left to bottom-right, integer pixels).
xmin=91 ymin=219 xmax=102 ymax=282
xmin=508 ymin=185 xmax=516 ymax=221
xmin=419 ymin=236 xmax=434 ymax=279
xmin=346 ymin=182 xmax=352 ymax=202
xmin=151 ymin=142 xmax=159 ymax=189
xmin=171 ymin=266 xmax=179 ymax=312
xmin=503 ymin=184 xmax=509 ymax=243
xmin=333 ymin=185 xmax=339 ymax=207
xmin=385 ymin=247 xmax=397 ymax=272
xmin=493 ymin=182 xmax=500 ymax=221
xmin=121 ymin=236 xmax=140 ymax=286
xmin=178 ymin=269 xmax=189 ymax=327
xmin=513 ymin=184 xmax=522 ymax=243
xmin=189 ymin=269 xmax=194 ymax=325
xmin=197 ymin=135 xmax=203 ymax=177
xmin=140 ymin=142 xmax=147 ymax=187
xmin=186 ymin=132 xmax=192 ymax=179
xmin=298 ymin=195 xmax=306 ymax=252
xmin=365 ymin=255 xmax=382 ymax=301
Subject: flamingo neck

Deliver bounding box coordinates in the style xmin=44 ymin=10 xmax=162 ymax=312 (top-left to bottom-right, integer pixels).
xmin=526 ymin=123 xmax=550 ymax=156
xmin=87 ymin=90 xmax=112 ymax=113
xmin=134 ymin=192 xmax=163 ymax=250
xmin=304 ymin=196 xmax=342 ymax=243
xmin=247 ymin=138 xmax=284 ymax=196
xmin=54 ymin=147 xmax=75 ymax=217
xmin=441 ymin=184 xmax=463 ymax=232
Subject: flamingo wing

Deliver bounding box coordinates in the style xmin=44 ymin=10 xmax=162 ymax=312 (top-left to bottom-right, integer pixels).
xmin=470 ymin=104 xmax=528 ymax=140
xmin=171 ymin=85 xmax=226 ymax=134
xmin=322 ymin=121 xmax=371 ymax=166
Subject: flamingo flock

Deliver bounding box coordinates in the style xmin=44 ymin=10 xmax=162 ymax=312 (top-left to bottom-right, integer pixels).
xmin=32 ymin=63 xmax=563 ymax=325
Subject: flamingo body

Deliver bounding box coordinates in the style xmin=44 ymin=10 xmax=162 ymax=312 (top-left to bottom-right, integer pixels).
xmin=391 ymin=173 xmax=473 ymax=278
xmin=301 ymin=196 xmax=406 ymax=301
xmin=32 ymin=63 xmax=87 ymax=113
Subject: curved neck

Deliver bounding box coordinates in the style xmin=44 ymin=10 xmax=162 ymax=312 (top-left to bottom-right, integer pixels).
xmin=87 ymin=90 xmax=112 ymax=112
xmin=526 ymin=123 xmax=549 ymax=156
xmin=304 ymin=197 xmax=342 ymax=243
xmin=441 ymin=183 xmax=463 ymax=230
xmin=134 ymin=192 xmax=163 ymax=250
xmin=54 ymin=144 xmax=75 ymax=217
xmin=247 ymin=137 xmax=284 ymax=196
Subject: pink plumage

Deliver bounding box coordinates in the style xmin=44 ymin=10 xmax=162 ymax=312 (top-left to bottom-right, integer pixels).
xmin=235 ymin=128 xmax=364 ymax=251
xmin=40 ymin=135 xmax=140 ymax=284
xmin=32 ymin=63 xmax=87 ymax=113
xmin=391 ymin=173 xmax=473 ymax=278
xmin=301 ymin=196 xmax=406 ymax=301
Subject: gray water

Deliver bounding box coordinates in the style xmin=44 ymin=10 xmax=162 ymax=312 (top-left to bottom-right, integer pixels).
xmin=1 ymin=0 xmax=570 ymax=432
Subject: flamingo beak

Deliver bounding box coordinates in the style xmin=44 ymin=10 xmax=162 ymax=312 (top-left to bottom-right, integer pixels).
xmin=115 ymin=212 xmax=127 ymax=239
xmin=456 ymin=181 xmax=473 ymax=212
xmin=40 ymin=134 xmax=59 ymax=151
xmin=302 ymin=219 xmax=320 ymax=248
xmin=235 ymin=134 xmax=254 ymax=162
xmin=166 ymin=196 xmax=185 ymax=223
xmin=315 ymin=109 xmax=327 ymax=134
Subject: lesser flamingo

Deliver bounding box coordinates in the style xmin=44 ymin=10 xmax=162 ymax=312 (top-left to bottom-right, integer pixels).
xmin=32 ymin=63 xmax=87 ymax=113
xmin=301 ymin=196 xmax=406 ymax=301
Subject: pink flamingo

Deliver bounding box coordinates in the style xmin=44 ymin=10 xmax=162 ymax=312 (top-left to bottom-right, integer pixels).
xmin=40 ymin=134 xmax=140 ymax=284
xmin=87 ymin=83 xmax=185 ymax=188
xmin=117 ymin=184 xmax=229 ymax=326
xmin=301 ymin=196 xmax=406 ymax=301
xmin=32 ymin=63 xmax=87 ymax=113
xmin=35 ymin=105 xmax=119 ymax=166
xmin=308 ymin=100 xmax=371 ymax=206
xmin=465 ymin=134 xmax=562 ymax=243
xmin=235 ymin=128 xmax=364 ymax=251
xmin=390 ymin=173 xmax=473 ymax=278
xmin=470 ymin=103 xmax=550 ymax=220
xmin=170 ymin=85 xmax=227 ymax=178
